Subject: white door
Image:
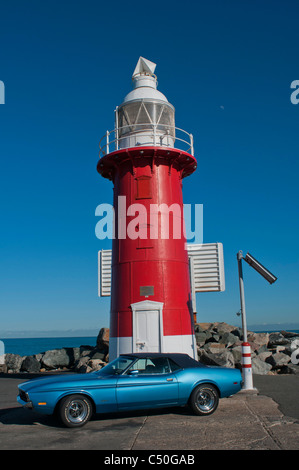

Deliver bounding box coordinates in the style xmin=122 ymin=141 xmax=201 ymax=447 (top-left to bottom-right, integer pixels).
xmin=135 ymin=310 xmax=160 ymax=352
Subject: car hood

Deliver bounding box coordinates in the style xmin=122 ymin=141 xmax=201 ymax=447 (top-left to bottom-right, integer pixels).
xmin=18 ymin=372 xmax=114 ymax=393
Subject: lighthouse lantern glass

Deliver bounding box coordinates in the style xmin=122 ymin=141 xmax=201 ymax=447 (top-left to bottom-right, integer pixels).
xmin=117 ymin=99 xmax=175 ymax=149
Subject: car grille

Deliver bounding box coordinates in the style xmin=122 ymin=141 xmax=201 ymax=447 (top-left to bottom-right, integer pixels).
xmin=19 ymin=389 xmax=29 ymax=402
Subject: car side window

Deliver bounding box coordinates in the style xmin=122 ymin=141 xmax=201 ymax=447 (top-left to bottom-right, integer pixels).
xmin=126 ymin=357 xmax=171 ymax=375
xmin=168 ymin=358 xmax=182 ymax=372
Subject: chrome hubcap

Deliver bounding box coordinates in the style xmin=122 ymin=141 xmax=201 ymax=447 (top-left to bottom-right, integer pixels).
xmin=67 ymin=399 xmax=88 ymax=424
xmin=197 ymin=389 xmax=215 ymax=411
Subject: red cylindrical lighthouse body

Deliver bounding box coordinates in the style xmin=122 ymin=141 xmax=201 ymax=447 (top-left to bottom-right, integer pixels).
xmin=98 ymin=145 xmax=197 ymax=360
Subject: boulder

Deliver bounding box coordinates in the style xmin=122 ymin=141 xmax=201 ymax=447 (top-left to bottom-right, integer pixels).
xmin=42 ymin=348 xmax=72 ymax=370
xmin=219 ymin=332 xmax=239 ymax=347
xmin=279 ymin=364 xmax=299 ymax=375
xmin=266 ymin=352 xmax=291 ymax=368
xmin=88 ymin=359 xmax=105 ymax=371
xmin=212 ymin=322 xmax=237 ymax=334
xmin=247 ymin=332 xmax=269 ymax=349
xmin=74 ymin=356 xmax=90 ymax=373
xmin=198 ymin=349 xmax=235 ymax=368
xmin=195 ymin=332 xmax=208 ymax=345
xmin=268 ymin=332 xmax=290 ymax=347
xmin=5 ymin=354 xmax=23 ymax=373
xmin=96 ymin=328 xmax=109 ymax=351
xmin=257 ymin=351 xmax=272 ymax=362
xmin=203 ymin=343 xmax=226 ymax=354
xmin=230 ymin=345 xmax=242 ymax=365
xmin=281 ymin=330 xmax=299 ymax=339
xmin=90 ymin=350 xmax=106 ymax=361
xmin=252 ymin=357 xmax=272 ymax=375
xmin=21 ymin=355 xmax=41 ymax=373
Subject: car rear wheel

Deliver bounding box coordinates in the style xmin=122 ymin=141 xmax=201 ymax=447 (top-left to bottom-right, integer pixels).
xmin=189 ymin=384 xmax=219 ymax=416
xmin=58 ymin=394 xmax=93 ymax=428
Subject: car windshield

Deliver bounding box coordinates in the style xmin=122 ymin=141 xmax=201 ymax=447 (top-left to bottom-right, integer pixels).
xmin=97 ymin=356 xmax=135 ymax=376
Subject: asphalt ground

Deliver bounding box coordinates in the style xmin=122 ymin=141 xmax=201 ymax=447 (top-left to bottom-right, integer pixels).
xmin=0 ymin=373 xmax=298 ymax=451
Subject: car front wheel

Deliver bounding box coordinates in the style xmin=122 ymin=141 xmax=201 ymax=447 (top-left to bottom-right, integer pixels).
xmin=58 ymin=394 xmax=93 ymax=428
xmin=189 ymin=384 xmax=219 ymax=416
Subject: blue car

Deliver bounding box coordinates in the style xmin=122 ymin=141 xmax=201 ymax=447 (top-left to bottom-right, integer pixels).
xmin=17 ymin=353 xmax=242 ymax=428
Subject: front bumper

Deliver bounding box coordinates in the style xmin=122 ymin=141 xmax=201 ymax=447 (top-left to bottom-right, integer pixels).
xmin=17 ymin=390 xmax=33 ymax=409
xmin=17 ymin=396 xmax=33 ymax=409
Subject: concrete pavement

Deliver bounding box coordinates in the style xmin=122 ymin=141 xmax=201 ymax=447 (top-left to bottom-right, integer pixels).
xmin=0 ymin=374 xmax=298 ymax=450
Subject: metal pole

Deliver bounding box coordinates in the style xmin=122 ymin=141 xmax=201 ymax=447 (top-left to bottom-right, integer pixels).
xmin=237 ymin=251 xmax=247 ymax=342
xmin=237 ymin=251 xmax=254 ymax=390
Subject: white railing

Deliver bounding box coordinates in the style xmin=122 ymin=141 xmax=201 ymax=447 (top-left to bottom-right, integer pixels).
xmin=99 ymin=123 xmax=194 ymax=157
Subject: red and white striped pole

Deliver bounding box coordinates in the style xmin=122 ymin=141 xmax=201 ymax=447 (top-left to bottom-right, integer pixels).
xmin=237 ymin=251 xmax=255 ymax=390
xmin=241 ymin=342 xmax=253 ymax=390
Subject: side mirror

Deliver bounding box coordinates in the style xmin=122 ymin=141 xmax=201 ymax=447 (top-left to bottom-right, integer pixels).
xmin=128 ymin=370 xmax=139 ymax=376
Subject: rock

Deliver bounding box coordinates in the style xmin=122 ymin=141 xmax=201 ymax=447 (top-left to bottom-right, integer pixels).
xmin=198 ymin=322 xmax=214 ymax=331
xmin=208 ymin=334 xmax=220 ymax=343
xmin=231 ymin=328 xmax=242 ymax=338
xmin=0 ymin=363 xmax=7 ymax=373
xmin=257 ymin=344 xmax=268 ymax=354
xmin=252 ymin=357 xmax=272 ymax=375
xmin=266 ymin=352 xmax=291 ymax=368
xmin=195 ymin=332 xmax=208 ymax=345
xmin=247 ymin=332 xmax=269 ymax=349
xmin=78 ymin=364 xmax=92 ymax=374
xmin=194 ymin=324 xmax=204 ymax=333
xmin=74 ymin=356 xmax=90 ymax=373
xmin=88 ymin=359 xmax=105 ymax=371
xmin=42 ymin=348 xmax=72 ymax=370
xmin=203 ymin=343 xmax=226 ymax=354
xmin=212 ymin=322 xmax=237 ymax=334
xmin=21 ymin=355 xmax=41 ymax=373
xmin=257 ymin=351 xmax=272 ymax=362
xmin=5 ymin=354 xmax=23 ymax=373
xmin=90 ymin=350 xmax=106 ymax=360
xmin=230 ymin=345 xmax=242 ymax=365
xmin=279 ymin=364 xmax=299 ymax=375
xmin=96 ymin=328 xmax=109 ymax=351
xmin=281 ymin=330 xmax=299 ymax=339
xmin=219 ymin=332 xmax=239 ymax=347
xmin=268 ymin=332 xmax=290 ymax=347
xmin=199 ymin=349 xmax=235 ymax=368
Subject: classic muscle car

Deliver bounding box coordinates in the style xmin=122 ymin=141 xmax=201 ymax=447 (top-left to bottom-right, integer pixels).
xmin=17 ymin=352 xmax=242 ymax=427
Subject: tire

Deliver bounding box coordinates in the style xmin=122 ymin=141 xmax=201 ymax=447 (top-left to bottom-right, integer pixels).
xmin=58 ymin=394 xmax=93 ymax=428
xmin=189 ymin=384 xmax=219 ymax=416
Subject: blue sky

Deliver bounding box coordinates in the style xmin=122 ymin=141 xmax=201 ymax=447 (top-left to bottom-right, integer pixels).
xmin=0 ymin=0 xmax=298 ymax=335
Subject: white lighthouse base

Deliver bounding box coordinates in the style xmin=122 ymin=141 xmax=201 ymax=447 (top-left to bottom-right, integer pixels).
xmin=109 ymin=334 xmax=198 ymax=362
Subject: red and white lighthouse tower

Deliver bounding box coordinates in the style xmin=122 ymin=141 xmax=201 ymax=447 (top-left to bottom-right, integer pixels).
xmin=97 ymin=57 xmax=198 ymax=360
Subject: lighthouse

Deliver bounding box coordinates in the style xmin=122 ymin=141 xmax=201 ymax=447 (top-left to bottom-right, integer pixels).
xmin=97 ymin=57 xmax=198 ymax=360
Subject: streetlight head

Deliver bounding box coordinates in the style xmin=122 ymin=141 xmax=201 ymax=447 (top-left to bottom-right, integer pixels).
xmin=244 ymin=252 xmax=277 ymax=284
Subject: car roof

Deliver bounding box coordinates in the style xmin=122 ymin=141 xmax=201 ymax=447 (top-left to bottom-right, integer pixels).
xmin=119 ymin=352 xmax=204 ymax=369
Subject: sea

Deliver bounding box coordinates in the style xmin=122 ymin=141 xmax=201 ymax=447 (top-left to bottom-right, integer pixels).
xmin=1 ymin=331 xmax=299 ymax=357
xmin=0 ymin=337 xmax=98 ymax=357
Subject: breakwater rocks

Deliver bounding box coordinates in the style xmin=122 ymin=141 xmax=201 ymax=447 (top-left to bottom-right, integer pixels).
xmin=196 ymin=322 xmax=299 ymax=375
xmin=1 ymin=328 xmax=110 ymax=374
xmin=1 ymin=324 xmax=299 ymax=375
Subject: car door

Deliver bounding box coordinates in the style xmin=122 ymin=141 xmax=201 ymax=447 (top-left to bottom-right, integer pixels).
xmin=116 ymin=357 xmax=179 ymax=410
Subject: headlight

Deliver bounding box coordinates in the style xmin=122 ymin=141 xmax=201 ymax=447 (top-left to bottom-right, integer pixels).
xmin=19 ymin=389 xmax=29 ymax=402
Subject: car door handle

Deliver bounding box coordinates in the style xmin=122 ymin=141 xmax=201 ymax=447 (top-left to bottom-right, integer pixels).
xmin=166 ymin=378 xmax=173 ymax=382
